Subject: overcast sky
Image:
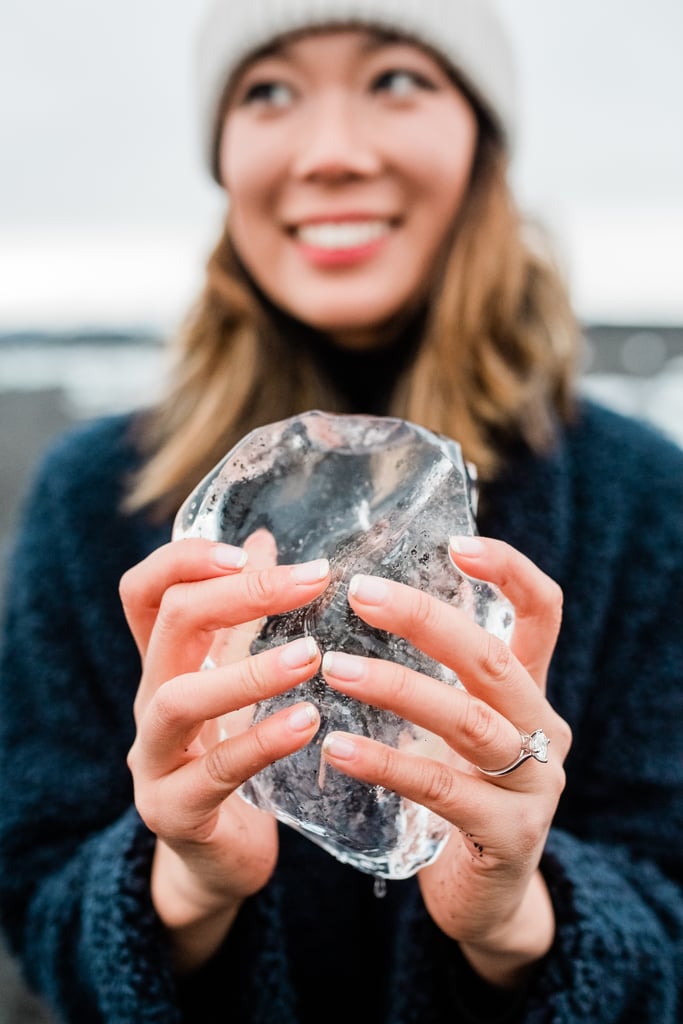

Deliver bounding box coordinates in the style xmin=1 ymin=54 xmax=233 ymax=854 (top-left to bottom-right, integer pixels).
xmin=1 ymin=0 xmax=681 ymax=330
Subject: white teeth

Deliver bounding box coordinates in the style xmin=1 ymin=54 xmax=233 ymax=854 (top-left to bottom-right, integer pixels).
xmin=296 ymin=220 xmax=390 ymax=250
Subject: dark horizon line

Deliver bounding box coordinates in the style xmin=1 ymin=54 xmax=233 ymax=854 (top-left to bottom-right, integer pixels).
xmin=1 ymin=322 xmax=682 ymax=343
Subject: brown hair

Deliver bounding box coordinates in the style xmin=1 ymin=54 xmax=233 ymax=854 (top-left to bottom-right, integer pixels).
xmin=125 ymin=129 xmax=579 ymax=521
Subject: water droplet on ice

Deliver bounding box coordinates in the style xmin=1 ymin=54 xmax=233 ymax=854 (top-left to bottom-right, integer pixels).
xmin=373 ymin=876 xmax=387 ymax=898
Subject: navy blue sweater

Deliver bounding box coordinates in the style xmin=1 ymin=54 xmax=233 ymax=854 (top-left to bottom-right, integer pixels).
xmin=0 ymin=399 xmax=682 ymax=1023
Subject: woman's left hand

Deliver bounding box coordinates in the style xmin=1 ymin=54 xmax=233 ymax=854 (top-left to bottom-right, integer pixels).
xmin=321 ymin=536 xmax=572 ymax=989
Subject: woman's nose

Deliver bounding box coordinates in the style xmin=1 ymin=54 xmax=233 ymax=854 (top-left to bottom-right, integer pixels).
xmin=291 ymin=92 xmax=381 ymax=181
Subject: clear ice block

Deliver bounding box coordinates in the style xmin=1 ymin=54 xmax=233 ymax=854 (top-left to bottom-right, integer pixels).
xmin=173 ymin=411 xmax=514 ymax=879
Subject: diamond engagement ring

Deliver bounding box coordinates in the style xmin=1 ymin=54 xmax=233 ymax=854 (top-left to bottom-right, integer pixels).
xmin=477 ymin=729 xmax=550 ymax=777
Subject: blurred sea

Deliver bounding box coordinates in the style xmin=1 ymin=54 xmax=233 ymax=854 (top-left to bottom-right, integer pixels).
xmin=0 ymin=322 xmax=682 ymax=1023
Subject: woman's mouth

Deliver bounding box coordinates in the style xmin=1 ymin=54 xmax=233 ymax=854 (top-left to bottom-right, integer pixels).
xmin=294 ymin=219 xmax=392 ymax=251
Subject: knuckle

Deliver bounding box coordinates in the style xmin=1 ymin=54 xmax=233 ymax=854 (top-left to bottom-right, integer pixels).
xmin=373 ymin=740 xmax=458 ymax=814
xmin=545 ymin=579 xmax=564 ymax=632
xmin=421 ymin=761 xmax=457 ymax=808
xmin=460 ymin=697 xmax=499 ymax=748
xmin=409 ymin=588 xmax=438 ymax=633
xmin=157 ymin=586 xmax=192 ymax=633
xmin=243 ymin=569 xmax=278 ymax=608
xmin=480 ymin=633 xmax=514 ymax=682
xmin=118 ymin=567 xmax=136 ymax=607
xmin=204 ymin=726 xmax=272 ymax=791
xmin=242 ymin=651 xmax=271 ymax=698
xmin=547 ymin=576 xmax=564 ymax=609
xmin=245 ymin=725 xmax=274 ymax=772
xmin=151 ymin=679 xmax=188 ymax=731
xmin=554 ymin=716 xmax=573 ymax=757
xmin=126 ymin=741 xmax=139 ymax=775
xmin=128 ymin=775 xmax=164 ymax=832
xmin=555 ymin=764 xmax=568 ymax=798
xmin=386 ymin=662 xmax=416 ymax=706
xmin=204 ymin=740 xmax=238 ymax=789
xmin=118 ymin=565 xmax=151 ymax=621
xmin=238 ymin=725 xmax=275 ymax=780
xmin=375 ymin=742 xmax=402 ymax=784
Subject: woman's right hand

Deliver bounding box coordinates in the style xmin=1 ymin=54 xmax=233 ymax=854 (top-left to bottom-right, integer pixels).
xmin=119 ymin=532 xmax=329 ymax=971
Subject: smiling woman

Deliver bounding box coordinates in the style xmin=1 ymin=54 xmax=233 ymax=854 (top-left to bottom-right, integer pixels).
xmin=1 ymin=2 xmax=682 ymax=1024
xmin=123 ymin=8 xmax=575 ymax=517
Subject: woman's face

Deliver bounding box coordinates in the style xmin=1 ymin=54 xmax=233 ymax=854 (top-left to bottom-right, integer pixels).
xmin=219 ymin=30 xmax=478 ymax=349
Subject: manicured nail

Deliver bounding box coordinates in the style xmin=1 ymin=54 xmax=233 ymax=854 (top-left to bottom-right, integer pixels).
xmin=323 ymin=732 xmax=357 ymax=760
xmin=322 ymin=651 xmax=365 ymax=681
xmin=449 ymin=535 xmax=485 ymax=557
xmin=349 ymin=574 xmax=389 ymax=605
xmin=288 ymin=703 xmax=318 ymax=732
xmin=280 ymin=635 xmax=319 ymax=669
xmin=212 ymin=543 xmax=248 ymax=569
xmin=291 ymin=558 xmax=330 ymax=584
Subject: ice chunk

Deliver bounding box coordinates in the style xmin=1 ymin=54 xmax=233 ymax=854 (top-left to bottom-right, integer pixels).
xmin=174 ymin=411 xmax=514 ymax=879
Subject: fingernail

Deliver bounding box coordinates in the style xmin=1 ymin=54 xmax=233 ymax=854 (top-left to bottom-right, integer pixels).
xmin=291 ymin=559 xmax=330 ymax=584
xmin=349 ymin=574 xmax=389 ymax=604
xmin=212 ymin=543 xmax=248 ymax=569
xmin=280 ymin=636 xmax=319 ymax=669
xmin=323 ymin=732 xmax=356 ymax=760
xmin=288 ymin=703 xmax=318 ymax=732
xmin=449 ymin=535 xmax=484 ymax=556
xmin=322 ymin=651 xmax=365 ymax=681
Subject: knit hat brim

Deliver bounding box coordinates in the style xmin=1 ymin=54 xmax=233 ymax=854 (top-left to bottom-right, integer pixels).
xmin=195 ymin=0 xmax=517 ymax=182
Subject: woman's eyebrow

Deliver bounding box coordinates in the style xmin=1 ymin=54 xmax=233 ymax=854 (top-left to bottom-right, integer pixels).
xmin=359 ymin=29 xmax=413 ymax=54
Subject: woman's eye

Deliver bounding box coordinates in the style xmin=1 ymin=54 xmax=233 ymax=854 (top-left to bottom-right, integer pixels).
xmin=373 ymin=69 xmax=434 ymax=98
xmin=242 ymin=81 xmax=294 ymax=108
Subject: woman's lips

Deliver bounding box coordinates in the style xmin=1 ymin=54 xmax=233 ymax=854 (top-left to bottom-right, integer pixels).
xmin=292 ymin=218 xmax=394 ymax=266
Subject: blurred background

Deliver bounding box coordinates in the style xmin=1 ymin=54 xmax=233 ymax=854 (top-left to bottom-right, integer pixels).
xmin=0 ymin=0 xmax=681 ymax=1020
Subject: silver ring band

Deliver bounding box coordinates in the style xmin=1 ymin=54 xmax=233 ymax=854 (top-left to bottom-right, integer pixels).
xmin=477 ymin=729 xmax=550 ymax=777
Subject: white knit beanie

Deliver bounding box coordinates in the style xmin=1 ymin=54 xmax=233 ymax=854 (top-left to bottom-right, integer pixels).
xmin=195 ymin=0 xmax=517 ymax=181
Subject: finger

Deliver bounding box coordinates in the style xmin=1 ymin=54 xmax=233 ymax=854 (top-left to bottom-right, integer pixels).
xmin=322 ymin=650 xmax=522 ymax=775
xmin=449 ymin=536 xmax=563 ymax=686
xmin=322 ymin=730 xmax=566 ymax=846
xmin=320 ymin=730 xmax=530 ymax=838
xmin=346 ymin=573 xmax=548 ymax=725
xmin=209 ymin=528 xmax=279 ymax=665
xmin=137 ymin=557 xmax=329 ymax=715
xmin=135 ymin=636 xmax=321 ymax=775
xmin=120 ymin=538 xmax=248 ymax=656
xmin=135 ymin=699 xmax=320 ymax=831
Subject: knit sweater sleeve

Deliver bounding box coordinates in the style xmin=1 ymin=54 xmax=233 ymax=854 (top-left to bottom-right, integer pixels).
xmin=0 ymin=423 xmax=183 ymax=1023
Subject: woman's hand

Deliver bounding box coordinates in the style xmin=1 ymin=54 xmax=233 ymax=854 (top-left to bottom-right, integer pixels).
xmin=320 ymin=536 xmax=572 ymax=989
xmin=120 ymin=531 xmax=329 ymax=971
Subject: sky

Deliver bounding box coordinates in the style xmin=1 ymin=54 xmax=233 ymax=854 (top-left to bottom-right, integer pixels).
xmin=0 ymin=0 xmax=681 ymax=332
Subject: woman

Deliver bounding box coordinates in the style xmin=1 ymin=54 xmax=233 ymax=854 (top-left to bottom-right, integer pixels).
xmin=1 ymin=1 xmax=681 ymax=1022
